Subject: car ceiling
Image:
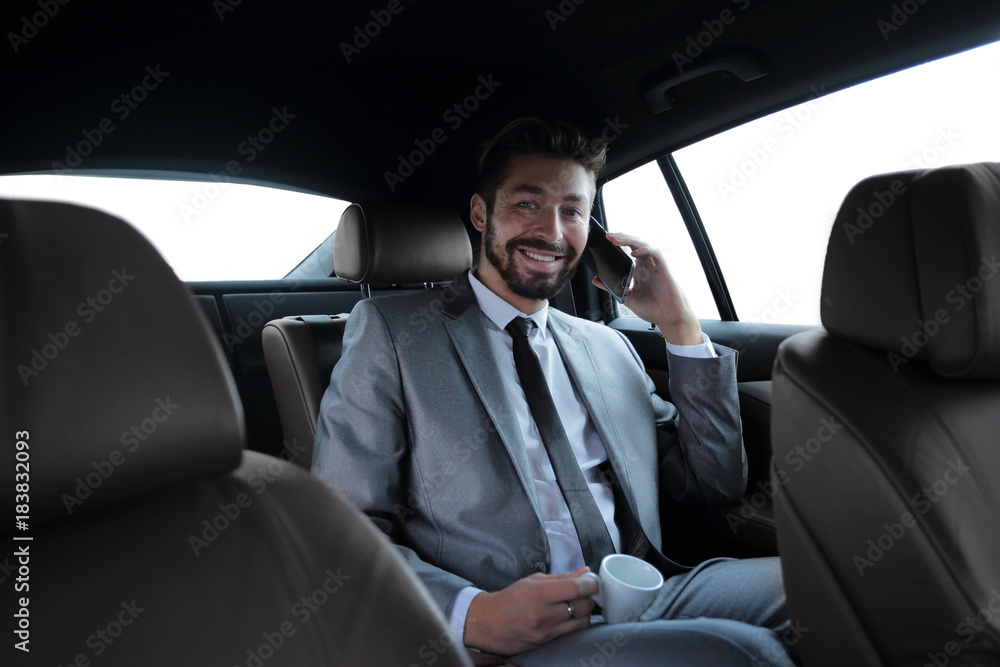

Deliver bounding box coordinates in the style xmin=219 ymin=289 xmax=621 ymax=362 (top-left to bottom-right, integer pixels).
xmin=2 ymin=0 xmax=1000 ymax=217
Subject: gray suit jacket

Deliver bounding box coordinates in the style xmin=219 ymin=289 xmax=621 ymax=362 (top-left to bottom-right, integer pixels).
xmin=313 ymin=271 xmax=746 ymax=617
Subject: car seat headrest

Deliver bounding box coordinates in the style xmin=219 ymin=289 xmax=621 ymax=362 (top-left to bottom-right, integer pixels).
xmin=821 ymin=162 xmax=1000 ymax=379
xmin=333 ymin=201 xmax=473 ymax=285
xmin=1 ymin=200 xmax=245 ymax=526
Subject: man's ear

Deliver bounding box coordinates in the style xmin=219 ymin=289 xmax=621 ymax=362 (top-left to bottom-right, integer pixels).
xmin=470 ymin=193 xmax=488 ymax=232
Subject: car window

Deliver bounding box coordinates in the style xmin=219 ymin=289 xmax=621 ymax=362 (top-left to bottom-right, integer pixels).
xmin=601 ymin=162 xmax=721 ymax=320
xmin=0 ymin=174 xmax=349 ymax=281
xmin=606 ymin=39 xmax=1000 ymax=325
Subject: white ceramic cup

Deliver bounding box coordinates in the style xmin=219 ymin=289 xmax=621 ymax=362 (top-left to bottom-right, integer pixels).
xmin=581 ymin=554 xmax=664 ymax=624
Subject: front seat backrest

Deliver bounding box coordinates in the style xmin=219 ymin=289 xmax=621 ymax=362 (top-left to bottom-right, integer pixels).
xmin=770 ymin=163 xmax=1000 ymax=667
xmin=1 ymin=199 xmax=472 ymax=667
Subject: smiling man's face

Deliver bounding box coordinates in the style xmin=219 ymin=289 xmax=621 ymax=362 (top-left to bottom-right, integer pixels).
xmin=471 ymin=153 xmax=594 ymax=313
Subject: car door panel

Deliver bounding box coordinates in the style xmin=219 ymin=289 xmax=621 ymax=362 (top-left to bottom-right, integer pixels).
xmin=613 ymin=318 xmax=815 ymax=558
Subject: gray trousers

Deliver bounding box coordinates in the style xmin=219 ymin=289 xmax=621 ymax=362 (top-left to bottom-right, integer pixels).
xmin=512 ymin=556 xmax=799 ymax=666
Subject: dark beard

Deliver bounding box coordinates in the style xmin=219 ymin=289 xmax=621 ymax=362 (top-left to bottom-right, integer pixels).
xmin=483 ymin=217 xmax=581 ymax=302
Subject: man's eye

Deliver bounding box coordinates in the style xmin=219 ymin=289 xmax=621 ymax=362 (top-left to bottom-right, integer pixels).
xmin=563 ymin=209 xmax=582 ymax=218
xmin=517 ymin=200 xmax=537 ymax=209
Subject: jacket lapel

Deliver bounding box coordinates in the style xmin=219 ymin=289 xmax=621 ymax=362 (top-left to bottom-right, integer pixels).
xmin=547 ymin=312 xmax=641 ymax=510
xmin=548 ymin=312 xmax=680 ymax=568
xmin=441 ymin=271 xmax=543 ymax=517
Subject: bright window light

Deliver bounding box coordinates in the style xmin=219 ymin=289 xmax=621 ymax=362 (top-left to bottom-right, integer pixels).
xmin=0 ymin=174 xmax=349 ymax=281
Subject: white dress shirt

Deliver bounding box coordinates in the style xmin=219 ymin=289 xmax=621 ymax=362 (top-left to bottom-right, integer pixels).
xmin=450 ymin=271 xmax=717 ymax=642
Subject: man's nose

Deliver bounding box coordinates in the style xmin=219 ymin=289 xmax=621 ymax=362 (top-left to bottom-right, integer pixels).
xmin=533 ymin=207 xmax=562 ymax=243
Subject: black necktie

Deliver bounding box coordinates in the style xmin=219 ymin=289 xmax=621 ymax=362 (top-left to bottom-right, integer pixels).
xmin=505 ymin=316 xmax=616 ymax=572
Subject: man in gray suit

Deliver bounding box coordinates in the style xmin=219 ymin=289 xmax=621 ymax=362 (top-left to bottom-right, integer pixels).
xmin=313 ymin=119 xmax=795 ymax=665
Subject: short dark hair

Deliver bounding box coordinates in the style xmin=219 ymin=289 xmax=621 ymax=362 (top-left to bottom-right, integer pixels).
xmin=476 ymin=118 xmax=608 ymax=216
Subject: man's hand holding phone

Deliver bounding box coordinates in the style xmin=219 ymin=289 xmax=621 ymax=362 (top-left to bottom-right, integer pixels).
xmin=589 ymin=228 xmax=703 ymax=347
xmin=581 ymin=217 xmax=635 ymax=303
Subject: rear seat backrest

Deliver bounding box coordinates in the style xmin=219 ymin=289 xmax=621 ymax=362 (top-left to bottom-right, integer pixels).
xmin=263 ymin=201 xmax=473 ymax=467
xmin=262 ymin=314 xmax=349 ymax=467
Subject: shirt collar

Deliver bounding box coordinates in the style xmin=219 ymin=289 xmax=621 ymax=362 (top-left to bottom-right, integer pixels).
xmin=468 ymin=269 xmax=550 ymax=337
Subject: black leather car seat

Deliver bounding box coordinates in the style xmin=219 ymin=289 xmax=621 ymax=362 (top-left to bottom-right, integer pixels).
xmin=262 ymin=201 xmax=472 ymax=467
xmin=770 ymin=163 xmax=1000 ymax=666
xmin=1 ymin=199 xmax=472 ymax=666
xmin=262 ymin=313 xmax=350 ymax=466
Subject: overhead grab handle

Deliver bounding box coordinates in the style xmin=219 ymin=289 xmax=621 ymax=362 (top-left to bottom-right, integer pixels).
xmin=644 ymin=52 xmax=770 ymax=113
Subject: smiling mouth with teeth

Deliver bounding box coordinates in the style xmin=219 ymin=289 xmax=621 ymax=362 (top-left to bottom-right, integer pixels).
xmin=522 ymin=249 xmax=560 ymax=263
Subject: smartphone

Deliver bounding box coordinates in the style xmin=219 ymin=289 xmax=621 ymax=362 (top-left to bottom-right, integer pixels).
xmin=581 ymin=217 xmax=635 ymax=303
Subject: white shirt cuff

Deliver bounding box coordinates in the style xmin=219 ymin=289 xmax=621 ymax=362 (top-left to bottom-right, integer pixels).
xmin=449 ymin=586 xmax=485 ymax=645
xmin=664 ymin=332 xmax=717 ymax=359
